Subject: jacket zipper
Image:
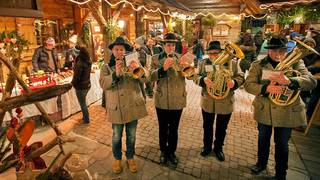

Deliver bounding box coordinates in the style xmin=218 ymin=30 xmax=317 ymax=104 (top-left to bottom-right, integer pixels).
xmin=116 ymin=81 xmax=123 ymax=122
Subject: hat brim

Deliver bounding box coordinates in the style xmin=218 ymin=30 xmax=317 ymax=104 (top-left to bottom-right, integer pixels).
xmin=108 ymin=42 xmax=132 ymax=51
xmin=264 ymin=45 xmax=288 ymax=49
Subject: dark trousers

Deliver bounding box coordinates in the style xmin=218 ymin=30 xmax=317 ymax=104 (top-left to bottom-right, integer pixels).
xmin=145 ymin=82 xmax=154 ymax=96
xmin=75 ymin=89 xmax=89 ymax=123
xmin=156 ymin=108 xmax=182 ymax=155
xmin=256 ymin=44 xmax=262 ymax=55
xmin=202 ymin=110 xmax=231 ymax=151
xmin=257 ymin=123 xmax=292 ymax=177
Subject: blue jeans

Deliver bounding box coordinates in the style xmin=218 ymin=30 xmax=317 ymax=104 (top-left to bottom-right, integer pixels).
xmin=257 ymin=123 xmax=292 ymax=177
xmin=112 ymin=120 xmax=138 ymax=160
xmin=75 ymin=89 xmax=89 ymax=123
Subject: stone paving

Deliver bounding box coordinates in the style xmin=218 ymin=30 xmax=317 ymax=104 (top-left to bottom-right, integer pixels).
xmin=41 ymin=132 xmax=197 ymax=180
xmin=72 ymin=80 xmax=311 ymax=179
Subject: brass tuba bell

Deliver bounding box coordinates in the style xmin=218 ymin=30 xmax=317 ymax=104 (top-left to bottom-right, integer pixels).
xmin=269 ymin=38 xmax=320 ymax=106
xmin=206 ymin=42 xmax=244 ymax=100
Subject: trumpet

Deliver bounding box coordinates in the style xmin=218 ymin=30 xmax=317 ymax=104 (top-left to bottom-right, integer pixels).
xmin=168 ymin=53 xmax=195 ymax=79
xmin=116 ymin=57 xmax=145 ymax=79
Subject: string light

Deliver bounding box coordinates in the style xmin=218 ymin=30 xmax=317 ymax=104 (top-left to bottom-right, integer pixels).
xmin=68 ymin=0 xmax=193 ymax=20
xmin=194 ymin=12 xmax=268 ymax=20
xmin=260 ymin=0 xmax=318 ymax=10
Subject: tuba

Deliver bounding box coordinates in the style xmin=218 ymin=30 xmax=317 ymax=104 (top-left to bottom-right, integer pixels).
xmin=269 ymin=38 xmax=320 ymax=106
xmin=168 ymin=53 xmax=195 ymax=79
xmin=206 ymin=42 xmax=244 ymax=100
xmin=116 ymin=57 xmax=145 ymax=79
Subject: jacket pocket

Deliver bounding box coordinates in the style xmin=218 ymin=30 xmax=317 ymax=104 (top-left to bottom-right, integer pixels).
xmin=291 ymin=103 xmax=305 ymax=112
xmin=252 ymin=99 xmax=264 ymax=110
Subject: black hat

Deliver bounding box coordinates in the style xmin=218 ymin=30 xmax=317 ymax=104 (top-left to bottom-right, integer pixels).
xmin=108 ymin=36 xmax=132 ymax=51
xmin=207 ymin=41 xmax=222 ymax=51
xmin=265 ymin=35 xmax=288 ymax=49
xmin=161 ymin=33 xmax=178 ymax=43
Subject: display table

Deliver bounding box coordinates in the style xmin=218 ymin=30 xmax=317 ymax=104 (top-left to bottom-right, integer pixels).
xmin=1 ymin=70 xmax=102 ymax=123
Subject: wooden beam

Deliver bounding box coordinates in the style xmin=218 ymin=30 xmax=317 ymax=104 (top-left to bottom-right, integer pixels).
xmin=0 ymin=84 xmax=72 ymax=113
xmin=0 ymin=8 xmax=43 ymax=18
xmin=0 ymin=58 xmax=20 ymax=125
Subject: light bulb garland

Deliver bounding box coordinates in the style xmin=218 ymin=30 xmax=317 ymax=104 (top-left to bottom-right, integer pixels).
xmin=194 ymin=12 xmax=268 ymax=20
xmin=68 ymin=0 xmax=272 ymax=21
xmin=260 ymin=0 xmax=318 ymax=10
xmin=68 ymin=0 xmax=194 ymax=20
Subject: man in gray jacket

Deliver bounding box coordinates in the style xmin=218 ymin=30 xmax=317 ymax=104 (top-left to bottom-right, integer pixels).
xmin=150 ymin=33 xmax=189 ymax=166
xmin=245 ymin=36 xmax=317 ymax=180
xmin=100 ymin=37 xmax=148 ymax=174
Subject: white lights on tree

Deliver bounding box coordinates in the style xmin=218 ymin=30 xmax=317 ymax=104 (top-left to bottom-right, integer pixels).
xmin=118 ymin=20 xmax=125 ymax=29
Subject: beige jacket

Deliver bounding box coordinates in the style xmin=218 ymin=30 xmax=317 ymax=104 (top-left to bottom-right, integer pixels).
xmin=150 ymin=52 xmax=186 ymax=110
xmin=244 ymin=56 xmax=317 ymax=127
xmin=194 ymin=58 xmax=245 ymax=114
xmin=99 ymin=62 xmax=148 ymax=124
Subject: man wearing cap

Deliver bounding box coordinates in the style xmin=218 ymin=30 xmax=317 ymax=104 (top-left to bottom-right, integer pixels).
xmin=32 ymin=37 xmax=60 ymax=73
xmin=64 ymin=35 xmax=79 ymax=69
xmin=245 ymin=35 xmax=317 ymax=179
xmin=100 ymin=36 xmax=148 ymax=174
xmin=150 ymin=33 xmax=189 ymax=166
xmin=194 ymin=41 xmax=244 ymax=161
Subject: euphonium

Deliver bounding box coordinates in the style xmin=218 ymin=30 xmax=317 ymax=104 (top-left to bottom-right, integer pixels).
xmin=168 ymin=53 xmax=195 ymax=79
xmin=269 ymin=38 xmax=320 ymax=106
xmin=206 ymin=42 xmax=244 ymax=100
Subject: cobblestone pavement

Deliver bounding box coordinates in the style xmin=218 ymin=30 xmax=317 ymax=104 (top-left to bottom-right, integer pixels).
xmin=41 ymin=132 xmax=197 ymax=180
xmin=73 ymin=80 xmax=310 ymax=179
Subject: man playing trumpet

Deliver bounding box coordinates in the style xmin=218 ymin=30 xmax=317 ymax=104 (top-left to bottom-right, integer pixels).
xmin=100 ymin=36 xmax=148 ymax=174
xmin=150 ymin=33 xmax=189 ymax=166
xmin=194 ymin=41 xmax=245 ymax=161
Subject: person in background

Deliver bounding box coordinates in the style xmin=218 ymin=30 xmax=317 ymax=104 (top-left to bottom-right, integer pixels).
xmin=193 ymin=39 xmax=204 ymax=68
xmin=254 ymin=31 xmax=264 ymax=56
xmin=143 ymin=35 xmax=163 ymax=98
xmin=100 ymin=37 xmax=148 ymax=174
xmin=287 ymin=32 xmax=299 ymax=53
xmin=174 ymin=31 xmax=183 ymax=54
xmin=64 ymin=35 xmax=79 ymax=69
xmin=307 ymin=56 xmax=320 ymax=121
xmin=239 ymin=33 xmax=257 ymax=73
xmin=181 ymin=39 xmax=188 ymax=55
xmin=71 ymin=46 xmax=92 ymax=124
xmin=32 ymin=37 xmax=60 ymax=73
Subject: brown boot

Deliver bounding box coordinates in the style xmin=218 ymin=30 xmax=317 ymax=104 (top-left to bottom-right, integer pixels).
xmin=112 ymin=159 xmax=122 ymax=174
xmin=127 ymin=159 xmax=137 ymax=173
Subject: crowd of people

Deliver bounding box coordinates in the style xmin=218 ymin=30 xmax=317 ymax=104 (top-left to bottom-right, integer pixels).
xmin=31 ymin=28 xmax=320 ymax=179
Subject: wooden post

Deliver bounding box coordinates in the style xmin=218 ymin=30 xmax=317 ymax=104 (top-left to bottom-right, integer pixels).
xmin=135 ymin=9 xmax=144 ymax=37
xmin=0 ymin=58 xmax=20 ymax=125
xmin=102 ymin=0 xmax=112 ymax=63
